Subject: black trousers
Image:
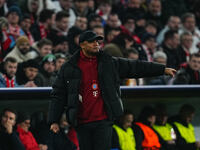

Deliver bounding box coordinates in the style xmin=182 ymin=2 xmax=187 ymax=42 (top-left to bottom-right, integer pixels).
xmin=76 ymin=119 xmax=113 ymax=150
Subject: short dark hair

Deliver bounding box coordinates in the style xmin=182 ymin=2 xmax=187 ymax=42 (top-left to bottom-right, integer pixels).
xmin=39 ymin=9 xmax=55 ymax=23
xmin=181 ymin=13 xmax=195 ymax=23
xmin=127 ymin=48 xmax=139 ymax=55
xmin=4 ymin=57 xmax=17 ymax=65
xmin=37 ymin=38 xmax=53 ymax=49
xmin=0 ymin=108 xmax=17 ymax=120
xmin=164 ymin=30 xmax=178 ymax=41
xmin=55 ymin=11 xmax=69 ymax=22
xmin=179 ymin=104 xmax=195 ymax=117
xmin=189 ymin=53 xmax=200 ymax=60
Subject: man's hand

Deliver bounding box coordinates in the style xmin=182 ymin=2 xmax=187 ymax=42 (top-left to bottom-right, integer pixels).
xmin=164 ymin=68 xmax=176 ymax=77
xmin=4 ymin=122 xmax=13 ymax=134
xmin=50 ymin=123 xmax=60 ymax=133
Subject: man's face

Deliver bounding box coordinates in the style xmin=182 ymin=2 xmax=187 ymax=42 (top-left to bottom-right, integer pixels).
xmin=40 ymin=44 xmax=52 ymax=57
xmin=59 ymin=0 xmax=72 ymax=10
xmin=107 ymin=15 xmax=120 ymax=28
xmin=93 ymin=27 xmax=104 ymax=37
xmin=181 ymin=34 xmax=193 ymax=49
xmin=128 ymin=0 xmax=141 ymax=8
xmin=123 ymin=114 xmax=134 ymax=129
xmin=183 ymin=17 xmax=196 ymax=32
xmin=145 ymin=38 xmax=156 ymax=50
xmin=107 ymin=30 xmax=120 ymax=42
xmin=18 ymin=42 xmax=30 ymax=55
xmin=4 ymin=62 xmax=18 ymax=78
xmin=75 ymin=17 xmax=87 ymax=30
xmin=57 ymin=17 xmax=69 ymax=31
xmin=74 ymin=1 xmax=88 ymax=13
xmin=43 ymin=62 xmax=55 ymax=73
xmin=149 ymin=0 xmax=161 ymax=16
xmin=56 ymin=58 xmax=66 ymax=71
xmin=168 ymin=16 xmax=181 ymax=31
xmin=189 ymin=56 xmax=200 ymax=71
xmin=20 ymin=18 xmax=31 ymax=31
xmin=171 ymin=33 xmax=180 ymax=49
xmin=1 ymin=111 xmax=16 ymax=128
xmin=124 ymin=19 xmax=135 ymax=33
xmin=89 ymin=17 xmax=102 ymax=29
xmin=80 ymin=40 xmax=100 ymax=57
xmin=24 ymin=67 xmax=38 ymax=81
xmin=7 ymin=12 xmax=19 ymax=24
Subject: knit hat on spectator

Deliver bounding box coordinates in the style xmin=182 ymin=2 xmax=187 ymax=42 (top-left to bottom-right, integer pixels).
xmin=17 ymin=112 xmax=31 ymax=123
xmin=42 ymin=54 xmax=56 ymax=65
xmin=16 ymin=36 xmax=30 ymax=47
xmin=23 ymin=59 xmax=39 ymax=69
xmin=7 ymin=5 xmax=22 ymax=18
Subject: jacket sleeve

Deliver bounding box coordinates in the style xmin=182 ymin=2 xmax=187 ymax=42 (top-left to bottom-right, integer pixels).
xmin=48 ymin=65 xmax=67 ymax=124
xmin=112 ymin=57 xmax=165 ymax=79
xmin=133 ymin=124 xmax=144 ymax=150
xmin=9 ymin=132 xmax=25 ymax=150
xmin=111 ymin=128 xmax=121 ymax=150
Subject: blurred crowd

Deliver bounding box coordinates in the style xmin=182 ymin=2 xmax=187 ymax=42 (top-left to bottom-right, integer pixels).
xmin=0 ymin=0 xmax=200 ymax=87
xmin=0 ymin=103 xmax=199 ymax=150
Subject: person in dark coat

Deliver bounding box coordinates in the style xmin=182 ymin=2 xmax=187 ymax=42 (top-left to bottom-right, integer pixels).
xmin=0 ymin=108 xmax=25 ymax=150
xmin=48 ymin=30 xmax=176 ymax=150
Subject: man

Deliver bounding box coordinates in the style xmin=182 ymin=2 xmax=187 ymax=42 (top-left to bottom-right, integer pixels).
xmin=75 ymin=16 xmax=88 ymax=31
xmin=173 ymin=53 xmax=200 ymax=84
xmin=4 ymin=36 xmax=35 ymax=63
xmin=0 ymin=57 xmax=36 ymax=87
xmin=170 ymin=104 xmax=200 ymax=150
xmin=0 ymin=108 xmax=25 ymax=150
xmin=48 ymin=30 xmax=176 ymax=150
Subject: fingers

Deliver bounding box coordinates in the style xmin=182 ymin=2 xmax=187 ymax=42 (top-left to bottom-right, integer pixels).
xmin=50 ymin=123 xmax=60 ymax=133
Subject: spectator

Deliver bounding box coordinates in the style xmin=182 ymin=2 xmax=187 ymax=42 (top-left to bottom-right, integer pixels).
xmin=105 ymin=13 xmax=121 ymax=34
xmin=87 ymin=13 xmax=103 ymax=30
xmin=177 ymin=32 xmax=193 ymax=64
xmin=6 ymin=6 xmax=25 ymax=49
xmin=53 ymin=0 xmax=76 ymax=28
xmin=47 ymin=11 xmax=69 ymax=45
xmin=0 ymin=108 xmax=25 ymax=150
xmin=17 ymin=112 xmax=48 ymax=150
xmin=173 ymin=53 xmax=200 ymax=84
xmin=74 ymin=16 xmax=88 ymax=31
xmin=179 ymin=13 xmax=200 ymax=53
xmin=133 ymin=106 xmax=161 ymax=150
xmin=4 ymin=36 xmax=36 ymax=63
xmin=112 ymin=110 xmax=136 ymax=150
xmin=120 ymin=14 xmax=136 ymax=37
xmin=95 ymin=1 xmax=112 ymax=21
xmin=157 ymin=16 xmax=181 ymax=45
xmin=31 ymin=9 xmax=55 ymax=41
xmin=16 ymin=59 xmax=39 ymax=87
xmin=161 ymin=30 xmax=180 ymax=69
xmin=20 ymin=14 xmax=34 ymax=45
xmin=104 ymin=27 xmax=121 ymax=44
xmin=34 ymin=38 xmax=53 ymax=63
xmin=170 ymin=104 xmax=200 ymax=150
xmin=153 ymin=104 xmax=177 ymax=150
xmin=36 ymin=54 xmax=56 ymax=87
xmin=92 ymin=25 xmax=104 ymax=48
xmin=0 ymin=57 xmax=19 ymax=87
xmin=0 ymin=17 xmax=11 ymax=62
xmin=54 ymin=53 xmax=67 ymax=74
xmin=73 ymin=0 xmax=91 ymax=17
xmin=52 ymin=35 xmax=68 ymax=54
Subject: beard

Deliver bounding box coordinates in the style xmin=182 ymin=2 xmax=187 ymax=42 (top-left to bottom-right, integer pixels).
xmin=20 ymin=48 xmax=29 ymax=55
xmin=85 ymin=50 xmax=99 ymax=57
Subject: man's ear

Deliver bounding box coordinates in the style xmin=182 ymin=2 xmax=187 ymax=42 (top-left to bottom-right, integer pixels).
xmin=80 ymin=41 xmax=87 ymax=49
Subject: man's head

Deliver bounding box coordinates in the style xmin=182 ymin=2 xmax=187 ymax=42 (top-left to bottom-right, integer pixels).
xmin=180 ymin=32 xmax=193 ymax=50
xmin=20 ymin=14 xmax=31 ymax=32
xmin=16 ymin=36 xmax=30 ymax=55
xmin=122 ymin=15 xmax=136 ymax=33
xmin=37 ymin=38 xmax=53 ymax=57
xmin=42 ymin=54 xmax=56 ymax=73
xmin=79 ymin=30 xmax=103 ymax=57
xmin=55 ymin=11 xmax=69 ymax=31
xmin=55 ymin=53 xmax=67 ymax=71
xmin=107 ymin=13 xmax=121 ymax=28
xmin=92 ymin=25 xmax=104 ymax=37
xmin=189 ymin=53 xmax=200 ymax=71
xmin=168 ymin=16 xmax=181 ymax=31
xmin=148 ymin=0 xmax=161 ymax=16
xmin=126 ymin=48 xmax=139 ymax=60
xmin=75 ymin=16 xmax=88 ymax=31
xmin=4 ymin=57 xmax=18 ymax=78
xmin=1 ymin=108 xmax=17 ymax=129
xmin=179 ymin=104 xmax=195 ymax=124
xmin=17 ymin=112 xmax=31 ymax=132
xmin=74 ymin=0 xmax=88 ymax=14
xmin=142 ymin=33 xmax=156 ymax=51
xmin=127 ymin=0 xmax=141 ymax=8
xmin=7 ymin=6 xmax=22 ymax=25
xmin=59 ymin=0 xmax=72 ymax=10
xmin=164 ymin=30 xmax=180 ymax=49
xmin=145 ymin=21 xmax=158 ymax=36
xmin=120 ymin=110 xmax=134 ymax=129
xmin=106 ymin=28 xmax=121 ymax=43
xmin=39 ymin=9 xmax=55 ymax=28
xmin=153 ymin=51 xmax=167 ymax=65
xmin=23 ymin=59 xmax=39 ymax=81
xmin=88 ymin=14 xmax=102 ymax=29
xmin=181 ymin=13 xmax=196 ymax=33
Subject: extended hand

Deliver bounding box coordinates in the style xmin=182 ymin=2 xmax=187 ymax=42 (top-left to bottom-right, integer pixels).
xmin=164 ymin=68 xmax=176 ymax=77
xmin=50 ymin=123 xmax=60 ymax=133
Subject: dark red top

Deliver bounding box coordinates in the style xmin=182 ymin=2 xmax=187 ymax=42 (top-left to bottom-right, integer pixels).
xmin=77 ymin=50 xmax=107 ymax=124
